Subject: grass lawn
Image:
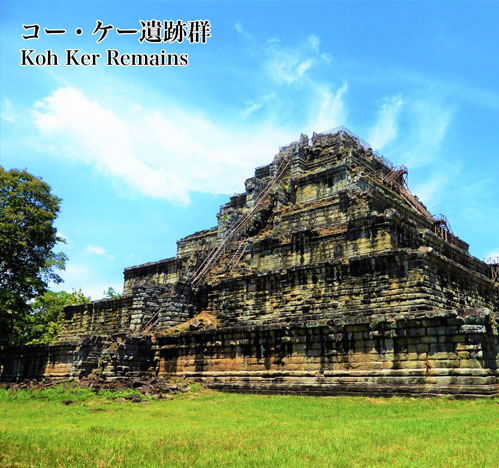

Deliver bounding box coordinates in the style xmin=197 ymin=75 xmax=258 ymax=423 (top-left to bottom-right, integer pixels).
xmin=0 ymin=384 xmax=498 ymax=468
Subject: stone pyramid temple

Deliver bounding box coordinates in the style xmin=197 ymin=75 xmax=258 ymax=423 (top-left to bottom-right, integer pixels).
xmin=2 ymin=127 xmax=498 ymax=397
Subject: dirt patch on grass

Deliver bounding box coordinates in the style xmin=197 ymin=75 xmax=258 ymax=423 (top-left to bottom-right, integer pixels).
xmin=365 ymin=397 xmax=389 ymax=405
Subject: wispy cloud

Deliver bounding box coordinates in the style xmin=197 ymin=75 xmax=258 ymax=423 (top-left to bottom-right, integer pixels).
xmin=51 ymin=262 xmax=122 ymax=300
xmin=240 ymin=92 xmax=276 ymax=119
xmin=27 ymin=33 xmax=456 ymax=217
xmin=305 ymin=82 xmax=348 ymax=134
xmin=85 ymin=244 xmax=116 ymax=261
xmin=400 ymin=101 xmax=453 ymax=169
xmin=484 ymin=249 xmax=499 ymax=260
xmin=1 ymin=98 xmax=15 ymax=122
xmin=33 ymin=88 xmax=191 ymax=203
xmin=385 ymin=99 xmax=455 ymax=211
xmin=264 ymin=35 xmax=324 ymax=85
xmin=235 ymin=22 xmax=251 ymax=39
xmin=236 ymin=32 xmax=346 ymax=131
xmin=85 ymin=245 xmax=107 ymax=256
xmin=368 ymin=95 xmax=403 ymax=150
xmin=410 ymin=161 xmax=461 ymax=209
xmin=62 ymin=263 xmax=90 ymax=278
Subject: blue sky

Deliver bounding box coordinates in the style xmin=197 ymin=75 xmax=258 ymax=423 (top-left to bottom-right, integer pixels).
xmin=1 ymin=1 xmax=498 ymax=299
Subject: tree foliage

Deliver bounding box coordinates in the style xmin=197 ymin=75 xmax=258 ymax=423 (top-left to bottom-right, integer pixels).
xmin=0 ymin=166 xmax=67 ymax=345
xmin=23 ymin=289 xmax=90 ymax=345
xmin=103 ymin=287 xmax=122 ymax=299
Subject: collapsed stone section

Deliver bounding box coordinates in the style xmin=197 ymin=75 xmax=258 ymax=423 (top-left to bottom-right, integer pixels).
xmin=2 ymin=128 xmax=498 ymax=397
xmin=0 ymin=335 xmax=156 ymax=381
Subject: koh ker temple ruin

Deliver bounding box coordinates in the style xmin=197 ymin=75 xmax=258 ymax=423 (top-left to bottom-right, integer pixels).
xmin=2 ymin=127 xmax=498 ymax=397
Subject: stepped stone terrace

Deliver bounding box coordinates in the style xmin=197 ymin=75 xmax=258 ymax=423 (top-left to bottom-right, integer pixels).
xmin=2 ymin=127 xmax=498 ymax=398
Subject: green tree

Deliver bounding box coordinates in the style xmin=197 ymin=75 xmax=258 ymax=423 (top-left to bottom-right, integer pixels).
xmin=23 ymin=289 xmax=90 ymax=345
xmin=0 ymin=166 xmax=67 ymax=345
xmin=103 ymin=286 xmax=122 ymax=299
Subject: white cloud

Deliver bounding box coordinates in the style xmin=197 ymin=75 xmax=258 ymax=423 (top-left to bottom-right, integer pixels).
xmin=50 ymin=262 xmax=123 ymax=300
xmin=32 ymin=86 xmax=342 ymax=204
xmin=33 ymin=88 xmax=191 ymax=203
xmin=85 ymin=245 xmax=107 ymax=256
xmin=29 ymin=82 xmax=453 ymax=218
xmin=27 ymin=30 xmax=453 ymax=215
xmin=85 ymin=245 xmax=116 ymax=261
xmin=1 ymin=98 xmax=15 ymax=122
xmin=360 ymin=96 xmax=455 ymax=211
xmin=410 ymin=162 xmax=461 ymax=209
xmin=398 ymin=101 xmax=453 ymax=169
xmin=436 ymin=79 xmax=499 ymax=113
xmin=35 ymin=89 xmax=272 ymax=202
xmin=264 ymin=35 xmax=324 ymax=85
xmin=235 ymin=22 xmax=251 ymax=39
xmin=484 ymin=250 xmax=499 ymax=261
xmin=368 ymin=95 xmax=403 ymax=150
xmin=56 ymin=231 xmax=69 ymax=244
xmin=306 ymin=82 xmax=348 ymax=134
xmin=240 ymin=92 xmax=276 ymax=119
xmin=240 ymin=102 xmax=263 ymax=119
xmin=64 ymin=264 xmax=89 ymax=276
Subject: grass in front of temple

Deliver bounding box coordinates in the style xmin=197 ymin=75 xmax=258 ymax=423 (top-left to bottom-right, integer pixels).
xmin=0 ymin=383 xmax=498 ymax=468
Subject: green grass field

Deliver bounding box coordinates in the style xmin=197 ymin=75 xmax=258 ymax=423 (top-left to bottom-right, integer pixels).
xmin=0 ymin=384 xmax=498 ymax=468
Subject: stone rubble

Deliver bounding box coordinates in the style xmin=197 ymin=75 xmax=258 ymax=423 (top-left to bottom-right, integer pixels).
xmin=0 ymin=376 xmax=191 ymax=400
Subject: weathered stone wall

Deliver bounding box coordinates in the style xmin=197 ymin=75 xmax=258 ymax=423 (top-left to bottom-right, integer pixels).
xmin=3 ymin=311 xmax=496 ymax=398
xmin=0 ymin=335 xmax=156 ymax=382
xmin=123 ymin=229 xmax=218 ymax=295
xmin=177 ymin=228 xmax=218 ymax=258
xmin=124 ymin=258 xmax=179 ymax=296
xmin=201 ymin=215 xmax=497 ymax=329
xmin=129 ymin=281 xmax=195 ymax=332
xmin=158 ymin=310 xmax=498 ymax=398
xmin=58 ymin=281 xmax=197 ymax=339
xmin=70 ymin=335 xmax=156 ymax=380
xmin=0 ymin=343 xmax=75 ymax=381
xmin=59 ymin=297 xmax=135 ymax=340
xmin=204 ymin=253 xmax=426 ymax=328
